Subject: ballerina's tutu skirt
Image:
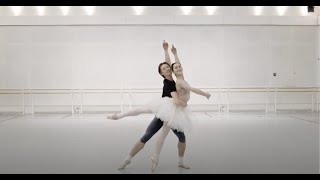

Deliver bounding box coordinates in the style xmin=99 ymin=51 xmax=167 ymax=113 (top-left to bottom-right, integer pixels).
xmin=147 ymin=97 xmax=196 ymax=133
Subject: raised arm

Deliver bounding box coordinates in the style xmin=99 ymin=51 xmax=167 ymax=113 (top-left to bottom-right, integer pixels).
xmin=171 ymin=44 xmax=180 ymax=64
xmin=163 ymin=40 xmax=171 ymax=65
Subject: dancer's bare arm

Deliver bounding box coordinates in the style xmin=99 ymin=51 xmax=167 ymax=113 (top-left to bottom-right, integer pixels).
xmin=163 ymin=40 xmax=171 ymax=65
xmin=190 ymin=87 xmax=211 ymax=99
xmin=171 ymin=92 xmax=187 ymax=107
xmin=178 ymin=80 xmax=211 ymax=100
xmin=171 ymin=44 xmax=180 ymax=64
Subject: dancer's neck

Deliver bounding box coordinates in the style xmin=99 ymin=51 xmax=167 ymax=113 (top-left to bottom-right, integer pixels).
xmin=164 ymin=75 xmax=173 ymax=81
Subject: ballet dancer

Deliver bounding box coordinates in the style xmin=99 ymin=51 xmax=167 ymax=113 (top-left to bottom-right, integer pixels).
xmin=110 ymin=40 xmax=188 ymax=171
xmin=108 ymin=43 xmax=211 ymax=171
xmin=149 ymin=44 xmax=211 ymax=171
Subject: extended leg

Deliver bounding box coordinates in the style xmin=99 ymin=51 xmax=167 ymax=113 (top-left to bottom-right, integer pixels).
xmin=108 ymin=107 xmax=152 ymax=120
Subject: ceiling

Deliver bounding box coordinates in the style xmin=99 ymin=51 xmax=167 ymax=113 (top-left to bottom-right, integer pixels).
xmin=0 ymin=6 xmax=318 ymax=17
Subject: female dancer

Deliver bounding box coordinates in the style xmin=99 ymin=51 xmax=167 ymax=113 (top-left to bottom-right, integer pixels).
xmin=150 ymin=45 xmax=211 ymax=171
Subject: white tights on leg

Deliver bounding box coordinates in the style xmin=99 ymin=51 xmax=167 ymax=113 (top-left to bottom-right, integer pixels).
xmin=150 ymin=123 xmax=171 ymax=171
xmin=108 ymin=107 xmax=152 ymax=120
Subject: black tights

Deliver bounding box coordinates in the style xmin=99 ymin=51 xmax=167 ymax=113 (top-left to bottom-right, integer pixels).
xmin=140 ymin=116 xmax=186 ymax=143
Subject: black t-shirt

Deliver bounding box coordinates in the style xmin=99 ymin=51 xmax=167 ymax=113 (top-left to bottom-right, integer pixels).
xmin=162 ymin=79 xmax=176 ymax=98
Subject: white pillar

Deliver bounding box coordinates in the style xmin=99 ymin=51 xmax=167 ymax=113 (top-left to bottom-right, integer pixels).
xmin=71 ymin=89 xmax=74 ymax=115
xmin=274 ymin=88 xmax=277 ymax=112
xmin=31 ymin=89 xmax=34 ymax=115
xmin=22 ymin=89 xmax=25 ymax=115
xmin=265 ymin=88 xmax=269 ymax=112
xmin=80 ymin=89 xmax=83 ymax=115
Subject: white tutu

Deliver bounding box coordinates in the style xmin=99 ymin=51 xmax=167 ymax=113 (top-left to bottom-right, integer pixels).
xmin=146 ymin=97 xmax=196 ymax=133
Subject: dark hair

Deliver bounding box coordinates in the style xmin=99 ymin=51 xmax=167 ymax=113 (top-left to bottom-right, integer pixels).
xmin=158 ymin=62 xmax=170 ymax=78
xmin=171 ymin=62 xmax=180 ymax=72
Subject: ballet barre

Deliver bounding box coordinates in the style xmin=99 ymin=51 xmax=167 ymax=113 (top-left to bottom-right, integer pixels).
xmin=0 ymin=87 xmax=319 ymax=114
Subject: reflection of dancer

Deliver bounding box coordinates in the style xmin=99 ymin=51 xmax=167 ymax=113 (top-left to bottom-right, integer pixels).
xmin=150 ymin=44 xmax=211 ymax=171
xmin=108 ymin=40 xmax=188 ymax=171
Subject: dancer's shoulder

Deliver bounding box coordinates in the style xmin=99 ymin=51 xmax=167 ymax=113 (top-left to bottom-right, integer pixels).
xmin=176 ymin=79 xmax=187 ymax=84
xmin=177 ymin=79 xmax=191 ymax=89
xmin=163 ymin=78 xmax=176 ymax=85
xmin=163 ymin=79 xmax=176 ymax=92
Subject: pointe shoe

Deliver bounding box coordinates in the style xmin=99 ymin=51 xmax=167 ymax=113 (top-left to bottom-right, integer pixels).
xmin=178 ymin=162 xmax=190 ymax=169
xmin=150 ymin=157 xmax=158 ymax=172
xmin=107 ymin=113 xmax=119 ymax=120
xmin=118 ymin=160 xmax=131 ymax=170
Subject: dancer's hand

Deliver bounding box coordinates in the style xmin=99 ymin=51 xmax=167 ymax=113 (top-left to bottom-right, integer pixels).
xmin=163 ymin=40 xmax=169 ymax=50
xmin=171 ymin=45 xmax=177 ymax=55
xmin=206 ymin=93 xmax=211 ymax=100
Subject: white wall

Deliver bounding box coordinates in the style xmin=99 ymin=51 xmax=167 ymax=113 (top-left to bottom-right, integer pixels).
xmin=0 ymin=25 xmax=317 ymax=89
xmin=0 ymin=15 xmax=318 ymax=113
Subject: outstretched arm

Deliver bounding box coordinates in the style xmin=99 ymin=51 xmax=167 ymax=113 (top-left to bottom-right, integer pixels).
xmin=190 ymin=87 xmax=211 ymax=99
xmin=171 ymin=44 xmax=180 ymax=64
xmin=178 ymin=80 xmax=211 ymax=100
xmin=163 ymin=40 xmax=171 ymax=65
